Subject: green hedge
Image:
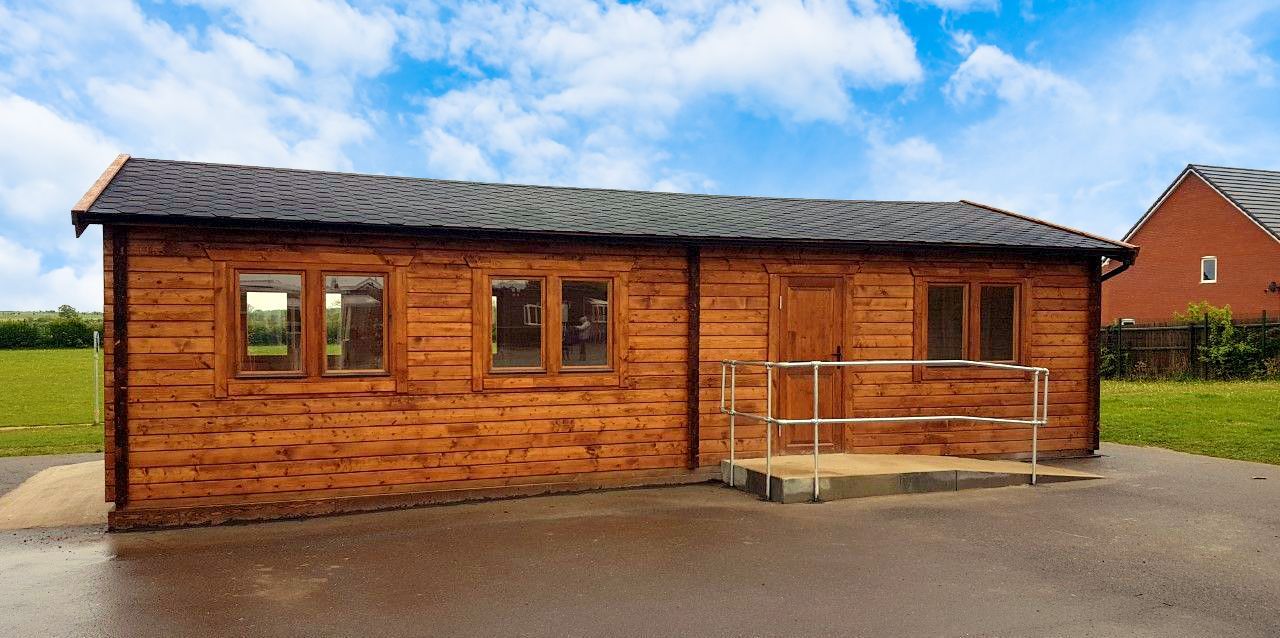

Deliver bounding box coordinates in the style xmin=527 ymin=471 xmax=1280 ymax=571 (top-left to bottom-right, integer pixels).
xmin=0 ymin=307 xmax=103 ymax=349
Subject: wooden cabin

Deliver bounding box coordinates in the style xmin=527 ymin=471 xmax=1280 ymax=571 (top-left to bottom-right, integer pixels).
xmin=72 ymin=155 xmax=1136 ymax=529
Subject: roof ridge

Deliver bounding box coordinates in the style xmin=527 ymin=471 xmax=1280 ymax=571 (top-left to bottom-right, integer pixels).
xmin=959 ymin=199 xmax=1136 ymax=250
xmin=1187 ymin=165 xmax=1280 ymax=243
xmin=126 ymin=156 xmax=957 ymax=207
xmin=1190 ymin=163 xmax=1280 ymax=176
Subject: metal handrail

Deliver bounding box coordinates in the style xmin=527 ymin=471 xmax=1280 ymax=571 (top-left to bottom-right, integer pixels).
xmin=719 ymin=359 xmax=1050 ymax=502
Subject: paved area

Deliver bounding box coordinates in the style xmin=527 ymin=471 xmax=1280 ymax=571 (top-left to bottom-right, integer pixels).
xmin=732 ymin=451 xmax=1101 ymax=478
xmin=0 ymin=460 xmax=107 ymax=529
xmin=0 ymin=452 xmax=102 ymax=495
xmin=0 ymin=444 xmax=1277 ymax=637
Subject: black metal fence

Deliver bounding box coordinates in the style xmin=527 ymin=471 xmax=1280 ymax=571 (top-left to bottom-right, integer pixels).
xmin=1100 ymin=313 xmax=1280 ymax=379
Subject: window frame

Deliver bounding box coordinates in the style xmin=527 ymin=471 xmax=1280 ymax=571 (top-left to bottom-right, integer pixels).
xmin=321 ymin=271 xmax=391 ymax=377
xmin=472 ymin=268 xmax=628 ymax=391
xmin=558 ymin=277 xmax=615 ymax=372
xmin=216 ymin=258 xmax=406 ymax=397
xmin=1200 ymin=256 xmax=1217 ymax=284
xmin=486 ymin=274 xmax=549 ymax=374
xmin=913 ymin=276 xmax=1030 ymax=381
xmin=234 ymin=268 xmax=308 ymax=379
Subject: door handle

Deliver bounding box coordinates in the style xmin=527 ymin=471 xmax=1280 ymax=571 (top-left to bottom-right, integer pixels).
xmin=832 ymin=345 xmax=843 ymax=361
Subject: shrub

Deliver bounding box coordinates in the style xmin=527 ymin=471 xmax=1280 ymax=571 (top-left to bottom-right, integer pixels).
xmin=1175 ymin=301 xmax=1266 ymax=379
xmin=0 ymin=320 xmax=42 ymax=348
xmin=1098 ymin=341 xmax=1127 ymax=379
xmin=45 ymin=316 xmax=95 ymax=348
xmin=0 ymin=305 xmax=104 ymax=349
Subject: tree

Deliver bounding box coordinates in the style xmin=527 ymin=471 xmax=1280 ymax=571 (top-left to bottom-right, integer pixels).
xmin=57 ymin=304 xmax=79 ymax=320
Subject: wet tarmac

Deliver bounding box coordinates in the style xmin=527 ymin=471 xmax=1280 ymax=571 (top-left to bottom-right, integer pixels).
xmin=1 ymin=444 xmax=1277 ymax=637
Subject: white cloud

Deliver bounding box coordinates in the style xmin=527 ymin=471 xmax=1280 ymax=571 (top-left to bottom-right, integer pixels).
xmin=945 ymin=44 xmax=1083 ymax=105
xmin=870 ymin=4 xmax=1279 ymax=239
xmin=0 ymin=234 xmax=103 ymax=311
xmin=188 ymin=0 xmax=400 ymax=75
xmin=420 ymin=0 xmax=923 ymax=189
xmin=0 ymin=0 xmax=389 ymax=310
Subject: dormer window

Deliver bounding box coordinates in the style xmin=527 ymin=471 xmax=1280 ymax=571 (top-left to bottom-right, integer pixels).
xmin=1201 ymin=256 xmax=1217 ymax=283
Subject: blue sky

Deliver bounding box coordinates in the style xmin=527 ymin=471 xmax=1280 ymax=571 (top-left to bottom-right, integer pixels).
xmin=1 ymin=0 xmax=1278 ymax=310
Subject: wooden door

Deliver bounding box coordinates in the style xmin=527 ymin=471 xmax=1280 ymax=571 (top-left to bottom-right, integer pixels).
xmin=776 ymin=276 xmax=844 ymax=454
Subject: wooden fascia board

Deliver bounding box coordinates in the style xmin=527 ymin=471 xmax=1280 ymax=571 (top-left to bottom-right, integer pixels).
xmin=71 ymin=153 xmax=130 ymax=237
xmin=960 ymin=199 xmax=1136 ymax=253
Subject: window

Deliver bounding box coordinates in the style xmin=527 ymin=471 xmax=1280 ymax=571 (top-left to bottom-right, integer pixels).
xmin=473 ymin=268 xmax=625 ymax=389
xmin=232 ymin=268 xmax=392 ymax=380
xmin=917 ymin=278 xmax=1025 ymax=377
xmin=1201 ymin=256 xmax=1217 ymax=283
xmin=926 ymin=285 xmax=965 ymax=360
xmin=561 ymin=279 xmax=610 ymax=368
xmin=239 ymin=273 xmax=303 ymax=374
xmin=979 ymin=285 xmax=1016 ymax=361
xmin=325 ymin=275 xmax=386 ymax=372
xmin=491 ymin=278 xmax=544 ymax=369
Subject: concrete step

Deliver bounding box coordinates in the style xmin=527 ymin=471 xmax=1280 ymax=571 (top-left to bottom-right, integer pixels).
xmin=720 ymin=453 xmax=1101 ymax=503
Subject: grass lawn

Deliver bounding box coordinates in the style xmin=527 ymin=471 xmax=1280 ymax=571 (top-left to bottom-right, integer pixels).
xmin=0 ymin=349 xmax=101 ymax=427
xmin=0 ymin=349 xmax=103 ymax=456
xmin=0 ymin=424 xmax=102 ymax=457
xmin=1101 ymin=380 xmax=1280 ymax=465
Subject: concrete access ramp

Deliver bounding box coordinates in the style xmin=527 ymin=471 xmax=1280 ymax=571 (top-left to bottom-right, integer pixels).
xmin=721 ymin=453 xmax=1100 ymax=503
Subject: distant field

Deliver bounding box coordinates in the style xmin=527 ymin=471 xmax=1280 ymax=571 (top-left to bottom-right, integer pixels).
xmin=1101 ymin=380 xmax=1280 ymax=465
xmin=0 ymin=349 xmax=100 ymax=428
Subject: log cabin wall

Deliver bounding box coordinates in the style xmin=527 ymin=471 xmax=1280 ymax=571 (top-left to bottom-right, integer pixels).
xmin=103 ymin=224 xmax=1101 ymax=527
xmin=695 ymin=247 xmax=1098 ymax=465
xmin=104 ymin=225 xmax=696 ymax=526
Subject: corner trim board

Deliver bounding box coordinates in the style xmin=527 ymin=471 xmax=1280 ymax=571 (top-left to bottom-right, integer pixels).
xmin=686 ymin=245 xmax=701 ymax=468
xmin=111 ymin=227 xmax=130 ymax=507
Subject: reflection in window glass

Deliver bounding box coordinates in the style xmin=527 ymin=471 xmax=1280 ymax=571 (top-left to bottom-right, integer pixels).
xmin=980 ymin=286 xmax=1016 ymax=361
xmin=562 ymin=280 xmax=609 ymax=367
xmin=491 ymin=278 xmax=543 ymax=368
xmin=325 ymin=275 xmax=385 ymax=372
xmin=240 ymin=273 xmax=303 ymax=373
xmin=927 ymin=285 xmax=965 ymax=360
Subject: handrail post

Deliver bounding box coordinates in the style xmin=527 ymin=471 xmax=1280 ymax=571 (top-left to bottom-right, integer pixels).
xmin=728 ymin=362 xmax=737 ymax=487
xmin=812 ymin=361 xmax=820 ymax=502
xmin=1036 ymin=369 xmax=1049 ymax=486
xmin=765 ymin=364 xmax=773 ymax=501
xmin=1031 ymin=369 xmax=1039 ymax=486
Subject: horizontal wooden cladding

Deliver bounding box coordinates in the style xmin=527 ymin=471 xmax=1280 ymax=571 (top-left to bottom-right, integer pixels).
xmin=132 ymin=454 xmax=689 ymax=505
xmin=134 ymin=431 xmax=687 ymax=477
xmin=695 ymin=247 xmax=1098 ymax=462
xmin=112 ymin=227 xmax=696 ymax=511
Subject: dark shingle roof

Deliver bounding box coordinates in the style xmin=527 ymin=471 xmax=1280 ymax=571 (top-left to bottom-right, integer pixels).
xmin=1188 ymin=164 xmax=1280 ymax=240
xmin=75 ymin=157 xmax=1130 ymax=254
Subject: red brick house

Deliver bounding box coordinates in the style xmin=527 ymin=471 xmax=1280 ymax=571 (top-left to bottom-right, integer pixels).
xmin=1103 ymin=165 xmax=1280 ymax=324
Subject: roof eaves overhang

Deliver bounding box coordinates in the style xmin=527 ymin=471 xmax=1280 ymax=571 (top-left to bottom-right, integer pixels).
xmin=73 ymin=212 xmax=1139 ymax=261
xmin=960 ymin=199 xmax=1137 ymax=252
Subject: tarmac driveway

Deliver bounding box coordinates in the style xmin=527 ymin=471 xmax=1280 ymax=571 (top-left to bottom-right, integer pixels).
xmin=0 ymin=443 xmax=1277 ymax=637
